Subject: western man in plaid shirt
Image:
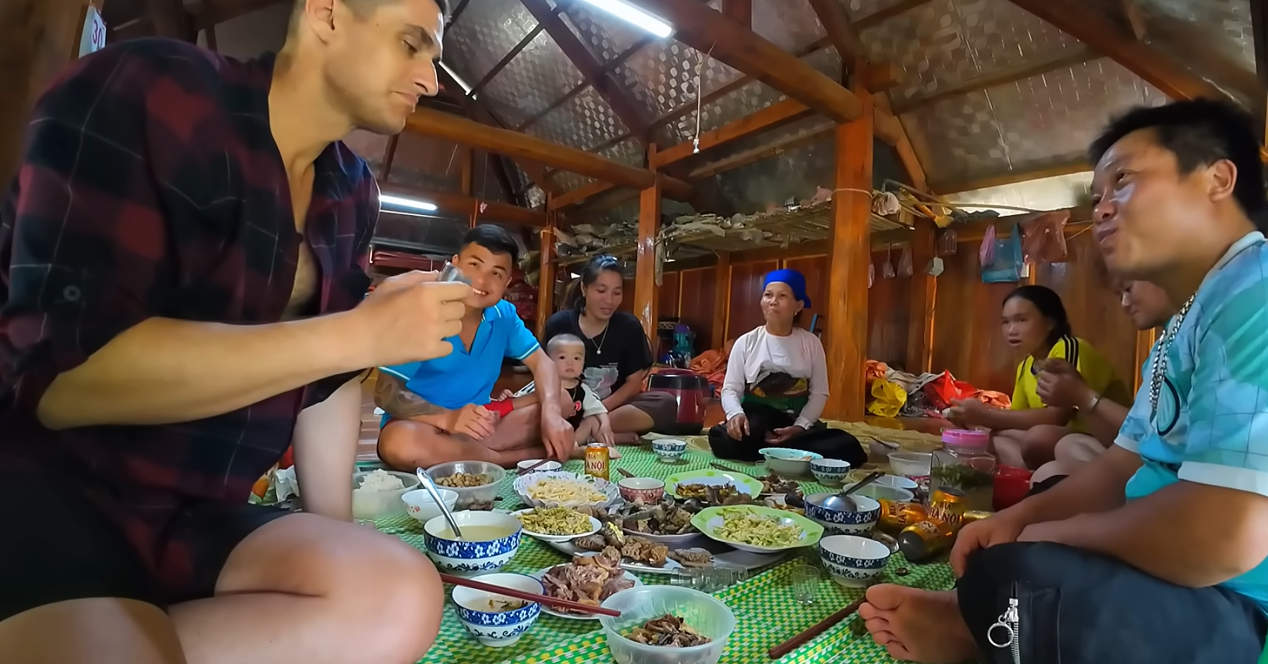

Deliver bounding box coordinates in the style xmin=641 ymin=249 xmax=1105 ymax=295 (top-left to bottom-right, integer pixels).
xmin=0 ymin=1 xmax=465 ymax=663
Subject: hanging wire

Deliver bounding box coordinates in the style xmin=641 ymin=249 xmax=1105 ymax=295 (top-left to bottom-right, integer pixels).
xmin=691 ymin=42 xmax=717 ymax=155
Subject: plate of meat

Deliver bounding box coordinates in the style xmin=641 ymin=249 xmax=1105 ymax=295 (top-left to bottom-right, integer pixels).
xmin=533 ymin=549 xmax=642 ymax=621
xmin=552 ymin=523 xmax=686 ymax=575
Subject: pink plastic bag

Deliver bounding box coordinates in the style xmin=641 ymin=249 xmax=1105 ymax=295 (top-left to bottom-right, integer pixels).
xmin=979 ymin=224 xmax=997 ymax=267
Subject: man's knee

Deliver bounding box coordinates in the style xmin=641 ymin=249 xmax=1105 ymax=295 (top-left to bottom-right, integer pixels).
xmin=335 ymin=535 xmax=443 ymax=662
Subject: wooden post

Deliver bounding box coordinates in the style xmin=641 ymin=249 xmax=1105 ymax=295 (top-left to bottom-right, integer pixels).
xmin=711 ymin=251 xmax=731 ymax=350
xmin=536 ymin=204 xmax=557 ymax=340
xmin=634 ymin=147 xmax=662 ymax=344
xmin=823 ymin=62 xmax=873 ymax=422
xmin=904 ymin=216 xmax=937 ymax=374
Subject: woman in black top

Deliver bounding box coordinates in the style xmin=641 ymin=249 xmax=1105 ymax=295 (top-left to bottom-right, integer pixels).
xmin=545 ymin=255 xmax=678 ymax=441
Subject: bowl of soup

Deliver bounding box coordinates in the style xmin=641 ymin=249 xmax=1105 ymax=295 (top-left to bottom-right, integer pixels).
xmin=451 ymin=572 xmax=544 ymax=647
xmin=424 ymin=511 xmax=523 ymax=574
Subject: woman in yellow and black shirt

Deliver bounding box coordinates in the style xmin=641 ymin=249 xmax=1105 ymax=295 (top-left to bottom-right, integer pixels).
xmin=950 ymin=285 xmax=1130 ymax=469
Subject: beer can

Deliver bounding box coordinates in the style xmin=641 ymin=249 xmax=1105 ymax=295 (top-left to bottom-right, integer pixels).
xmin=897 ymin=519 xmax=955 ymax=563
xmin=584 ymin=443 xmax=610 ymax=481
xmin=878 ymin=499 xmax=929 ymax=534
xmin=962 ymin=510 xmax=992 ymax=525
xmin=928 ymin=486 xmax=968 ymax=532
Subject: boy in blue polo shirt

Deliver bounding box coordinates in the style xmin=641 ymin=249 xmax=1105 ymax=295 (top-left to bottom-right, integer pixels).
xmin=374 ymin=225 xmax=574 ymax=470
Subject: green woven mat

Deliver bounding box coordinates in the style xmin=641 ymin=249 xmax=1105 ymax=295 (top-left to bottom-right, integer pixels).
xmin=372 ymin=446 xmax=955 ymax=664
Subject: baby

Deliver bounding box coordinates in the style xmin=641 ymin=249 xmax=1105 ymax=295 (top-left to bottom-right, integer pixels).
xmin=512 ymin=334 xmax=619 ymax=459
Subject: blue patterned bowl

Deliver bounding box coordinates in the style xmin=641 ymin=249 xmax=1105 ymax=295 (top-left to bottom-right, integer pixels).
xmin=451 ymin=573 xmax=543 ymax=646
xmin=424 ymin=511 xmax=522 ymax=574
xmin=810 ymin=459 xmax=851 ymax=486
xmin=652 ymin=438 xmax=688 ymax=462
xmin=818 ymin=535 xmax=891 ymax=588
xmin=804 ymin=493 xmax=880 ymax=531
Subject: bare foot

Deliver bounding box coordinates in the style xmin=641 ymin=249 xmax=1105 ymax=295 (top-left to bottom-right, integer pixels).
xmin=613 ymin=433 xmax=641 ymax=445
xmin=859 ymin=585 xmax=976 ymax=664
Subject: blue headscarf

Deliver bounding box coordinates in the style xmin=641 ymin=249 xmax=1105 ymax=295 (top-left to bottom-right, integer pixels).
xmin=763 ymin=269 xmax=811 ymax=308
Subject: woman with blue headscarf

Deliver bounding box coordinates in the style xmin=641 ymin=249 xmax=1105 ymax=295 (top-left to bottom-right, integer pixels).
xmin=712 ymin=268 xmax=829 ymax=449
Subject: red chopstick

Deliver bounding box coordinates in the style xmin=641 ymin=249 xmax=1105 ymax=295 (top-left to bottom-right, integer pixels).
xmin=440 ymin=573 xmax=622 ymax=618
xmin=518 ymin=459 xmax=553 ymax=475
xmin=766 ymin=598 xmax=865 ymax=659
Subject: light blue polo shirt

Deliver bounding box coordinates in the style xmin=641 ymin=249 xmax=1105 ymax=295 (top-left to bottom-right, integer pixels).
xmin=379 ymin=300 xmax=540 ymax=425
xmin=1115 ymin=231 xmax=1268 ymax=610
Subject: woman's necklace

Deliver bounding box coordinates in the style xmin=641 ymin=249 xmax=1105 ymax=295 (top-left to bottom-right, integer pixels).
xmin=1148 ymin=293 xmax=1197 ymax=421
xmin=581 ymin=314 xmax=610 ymax=356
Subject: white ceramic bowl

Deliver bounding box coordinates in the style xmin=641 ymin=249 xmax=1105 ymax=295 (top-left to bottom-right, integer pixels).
xmin=516 ymin=459 xmax=563 ymax=474
xmin=652 ymin=438 xmax=688 ymax=463
xmin=759 ymin=447 xmax=823 ymax=477
xmin=617 ymin=477 xmax=666 ymax=504
xmin=451 ymin=572 xmax=543 ymax=647
xmin=872 ymin=474 xmax=920 ymax=492
xmin=401 ymin=487 xmax=459 ymax=525
xmin=599 ymin=586 xmax=736 ymax=664
xmin=423 ymin=511 xmax=523 ymax=575
xmin=804 ymin=493 xmax=881 ymax=536
xmin=887 ymin=452 xmax=933 ymax=480
xmin=811 ymin=458 xmax=852 ymax=486
xmin=838 ymin=482 xmax=914 ymax=503
xmin=426 ymin=460 xmax=506 ymax=511
xmin=511 ymin=508 xmax=602 ymax=543
xmin=351 ymin=470 xmax=420 ymax=520
xmin=818 ymin=535 xmax=892 ymax=588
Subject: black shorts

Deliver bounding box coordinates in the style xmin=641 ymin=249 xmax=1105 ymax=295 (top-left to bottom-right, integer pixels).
xmin=0 ymin=462 xmax=288 ymax=621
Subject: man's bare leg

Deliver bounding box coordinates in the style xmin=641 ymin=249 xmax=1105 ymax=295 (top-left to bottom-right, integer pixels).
xmin=990 ymin=430 xmax=1027 ymax=468
xmin=170 ymin=513 xmax=442 ymax=664
xmin=859 ymin=585 xmax=977 ymax=664
xmin=1032 ymin=433 xmax=1104 ymax=485
xmin=607 ymin=405 xmax=654 ymax=442
xmin=379 ymin=404 xmax=554 ymax=469
xmin=1019 ymin=424 xmax=1071 ymax=469
xmin=0 ymin=598 xmax=187 ymax=664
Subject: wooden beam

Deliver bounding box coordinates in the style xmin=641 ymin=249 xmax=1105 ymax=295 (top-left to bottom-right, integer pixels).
xmin=536 ymin=207 xmax=558 ymax=338
xmin=381 ymin=186 xmax=547 ymax=227
xmin=807 ymin=0 xmax=865 ymax=64
xmin=854 ymin=0 xmax=936 ymax=30
xmin=149 ymin=0 xmax=195 ymax=41
xmin=892 ymin=47 xmax=1098 ymax=115
xmin=721 ymin=0 xmax=751 ymax=28
xmin=404 ymin=107 xmax=692 ymax=199
xmin=711 ymin=252 xmax=731 ymax=350
xmin=873 ymin=94 xmax=927 ymax=191
xmin=651 ymin=98 xmax=811 ymax=168
xmin=634 ymin=0 xmax=862 ymax=124
xmin=1118 ymin=0 xmax=1146 ymax=40
xmin=904 ymin=216 xmax=936 ymax=373
xmin=930 ymin=158 xmax=1090 ymax=195
xmin=634 ymin=147 xmax=662 ymax=343
xmin=471 ymin=24 xmax=544 ymax=96
xmin=823 ymin=67 xmax=873 ymax=421
xmin=689 ymin=121 xmax=835 ymax=180
xmin=1005 ymin=0 xmax=1239 ymax=104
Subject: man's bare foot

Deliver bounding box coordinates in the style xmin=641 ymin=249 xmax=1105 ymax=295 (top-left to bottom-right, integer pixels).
xmin=859 ymin=585 xmax=977 ymax=664
xmin=613 ymin=433 xmax=641 ymax=444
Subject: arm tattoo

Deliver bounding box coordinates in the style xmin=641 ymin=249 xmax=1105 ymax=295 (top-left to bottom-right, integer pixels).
xmin=374 ymin=373 xmax=447 ymax=419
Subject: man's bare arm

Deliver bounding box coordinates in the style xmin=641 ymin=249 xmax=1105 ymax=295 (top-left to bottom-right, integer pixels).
xmin=40 ymin=314 xmax=367 ymax=430
xmin=373 ymin=372 xmax=453 ymax=428
xmin=292 ymin=376 xmax=363 ymax=521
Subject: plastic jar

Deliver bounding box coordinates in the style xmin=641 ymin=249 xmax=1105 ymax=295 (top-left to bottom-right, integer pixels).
xmin=942 ymin=428 xmax=990 ymax=454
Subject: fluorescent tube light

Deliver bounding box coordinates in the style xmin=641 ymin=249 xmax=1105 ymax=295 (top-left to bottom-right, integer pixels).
xmin=381 ymin=194 xmax=438 ymax=212
xmin=578 ymin=0 xmax=673 ymax=38
xmin=439 ymin=61 xmax=474 ymax=97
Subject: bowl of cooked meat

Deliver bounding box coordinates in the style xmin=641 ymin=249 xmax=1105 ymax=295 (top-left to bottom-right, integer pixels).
xmin=599 ymin=586 xmax=736 ymax=664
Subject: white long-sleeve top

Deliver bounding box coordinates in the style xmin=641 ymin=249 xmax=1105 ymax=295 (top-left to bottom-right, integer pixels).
xmin=720 ymin=326 xmax=829 ymax=430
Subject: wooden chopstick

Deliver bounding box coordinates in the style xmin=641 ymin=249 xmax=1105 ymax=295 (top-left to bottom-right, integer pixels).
xmin=517 ymin=459 xmax=553 ymax=475
xmin=766 ymin=598 xmax=865 ymax=659
xmin=710 ymin=462 xmax=757 ymax=477
xmin=440 ymin=573 xmax=623 ymax=618
xmin=617 ymin=467 xmax=636 ymax=479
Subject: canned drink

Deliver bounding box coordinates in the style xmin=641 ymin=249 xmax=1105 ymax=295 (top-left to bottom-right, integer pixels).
xmin=962 ymin=510 xmax=992 ymax=525
xmin=437 ymin=261 xmax=472 ymax=285
xmin=878 ymin=500 xmax=929 ymax=534
xmin=897 ymin=519 xmax=955 ymax=563
xmin=584 ymin=443 xmax=610 ymax=481
xmin=928 ymin=486 xmax=968 ymax=532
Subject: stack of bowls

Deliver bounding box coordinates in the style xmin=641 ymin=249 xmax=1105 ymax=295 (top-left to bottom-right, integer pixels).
xmin=817 ymin=535 xmax=892 ymax=588
xmin=811 ymin=458 xmax=851 ymax=486
xmin=424 ymin=511 xmax=523 ymax=574
xmin=652 ymin=439 xmax=688 ymax=463
xmin=451 ymin=573 xmax=544 ymax=647
xmin=804 ymin=492 xmax=881 ymax=535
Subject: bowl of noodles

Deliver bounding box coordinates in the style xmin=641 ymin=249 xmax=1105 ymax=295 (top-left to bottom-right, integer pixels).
xmin=689 ymin=506 xmax=823 ymax=554
xmin=513 ymin=471 xmax=621 ymax=511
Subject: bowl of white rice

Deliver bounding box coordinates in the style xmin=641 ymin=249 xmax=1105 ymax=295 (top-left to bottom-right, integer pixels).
xmin=352 ymin=469 xmax=420 ymax=521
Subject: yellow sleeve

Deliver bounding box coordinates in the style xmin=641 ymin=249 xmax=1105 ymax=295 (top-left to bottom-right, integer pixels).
xmin=1056 ymin=336 xmax=1119 ymax=396
xmin=1010 ymin=359 xmax=1030 ymax=410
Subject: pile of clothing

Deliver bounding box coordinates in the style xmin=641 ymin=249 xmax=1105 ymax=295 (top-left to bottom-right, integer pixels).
xmin=864 ymin=360 xmax=1010 ymax=418
xmin=688 ymin=339 xmax=735 ymax=395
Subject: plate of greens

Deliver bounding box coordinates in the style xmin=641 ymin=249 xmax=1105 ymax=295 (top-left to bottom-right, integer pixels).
xmin=689 ymin=505 xmax=823 ymax=554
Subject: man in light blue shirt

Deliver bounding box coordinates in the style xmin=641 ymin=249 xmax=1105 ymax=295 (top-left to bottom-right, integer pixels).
xmin=859 ymin=99 xmax=1268 ymax=663
xmin=375 ymin=225 xmax=574 ymax=470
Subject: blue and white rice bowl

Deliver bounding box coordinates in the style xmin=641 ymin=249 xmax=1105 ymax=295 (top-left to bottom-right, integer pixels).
xmin=652 ymin=438 xmax=688 ymax=462
xmin=424 ymin=511 xmax=523 ymax=575
xmin=804 ymin=493 xmax=880 ymax=535
xmin=818 ymin=535 xmax=892 ymax=588
xmin=451 ymin=573 xmax=543 ymax=647
xmin=837 ymin=482 xmax=915 ymax=503
xmin=810 ymin=458 xmax=852 ymax=486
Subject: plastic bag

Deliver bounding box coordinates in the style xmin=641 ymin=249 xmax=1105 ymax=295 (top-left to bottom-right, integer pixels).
xmin=897 ymin=244 xmax=914 ymax=277
xmin=866 ymin=378 xmax=908 ymax=418
xmin=981 ymin=224 xmax=1023 ymax=283
xmin=937 ymin=228 xmax=958 ymax=256
xmin=1020 ymin=210 xmax=1070 ymax=263
xmin=882 ymin=245 xmax=896 ymax=279
xmin=979 ymin=224 xmax=997 ymax=267
xmin=868 ymin=260 xmax=875 ymax=288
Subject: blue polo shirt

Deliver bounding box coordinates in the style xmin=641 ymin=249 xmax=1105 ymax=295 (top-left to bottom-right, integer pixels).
xmin=379 ymin=300 xmax=540 ymax=425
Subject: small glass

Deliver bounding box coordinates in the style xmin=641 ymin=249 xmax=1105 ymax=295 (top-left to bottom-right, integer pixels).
xmin=789 ymin=563 xmax=821 ymax=606
xmin=671 ymin=565 xmax=748 ymax=593
xmin=437 ymin=261 xmax=472 ymax=285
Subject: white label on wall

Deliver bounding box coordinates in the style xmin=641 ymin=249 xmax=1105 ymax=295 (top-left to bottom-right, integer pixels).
xmin=79 ymin=6 xmax=107 ymax=58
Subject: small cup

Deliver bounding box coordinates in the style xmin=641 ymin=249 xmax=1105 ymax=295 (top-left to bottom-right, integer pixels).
xmin=789 ymin=563 xmax=821 ymax=606
xmin=438 ymin=261 xmax=472 ymax=285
